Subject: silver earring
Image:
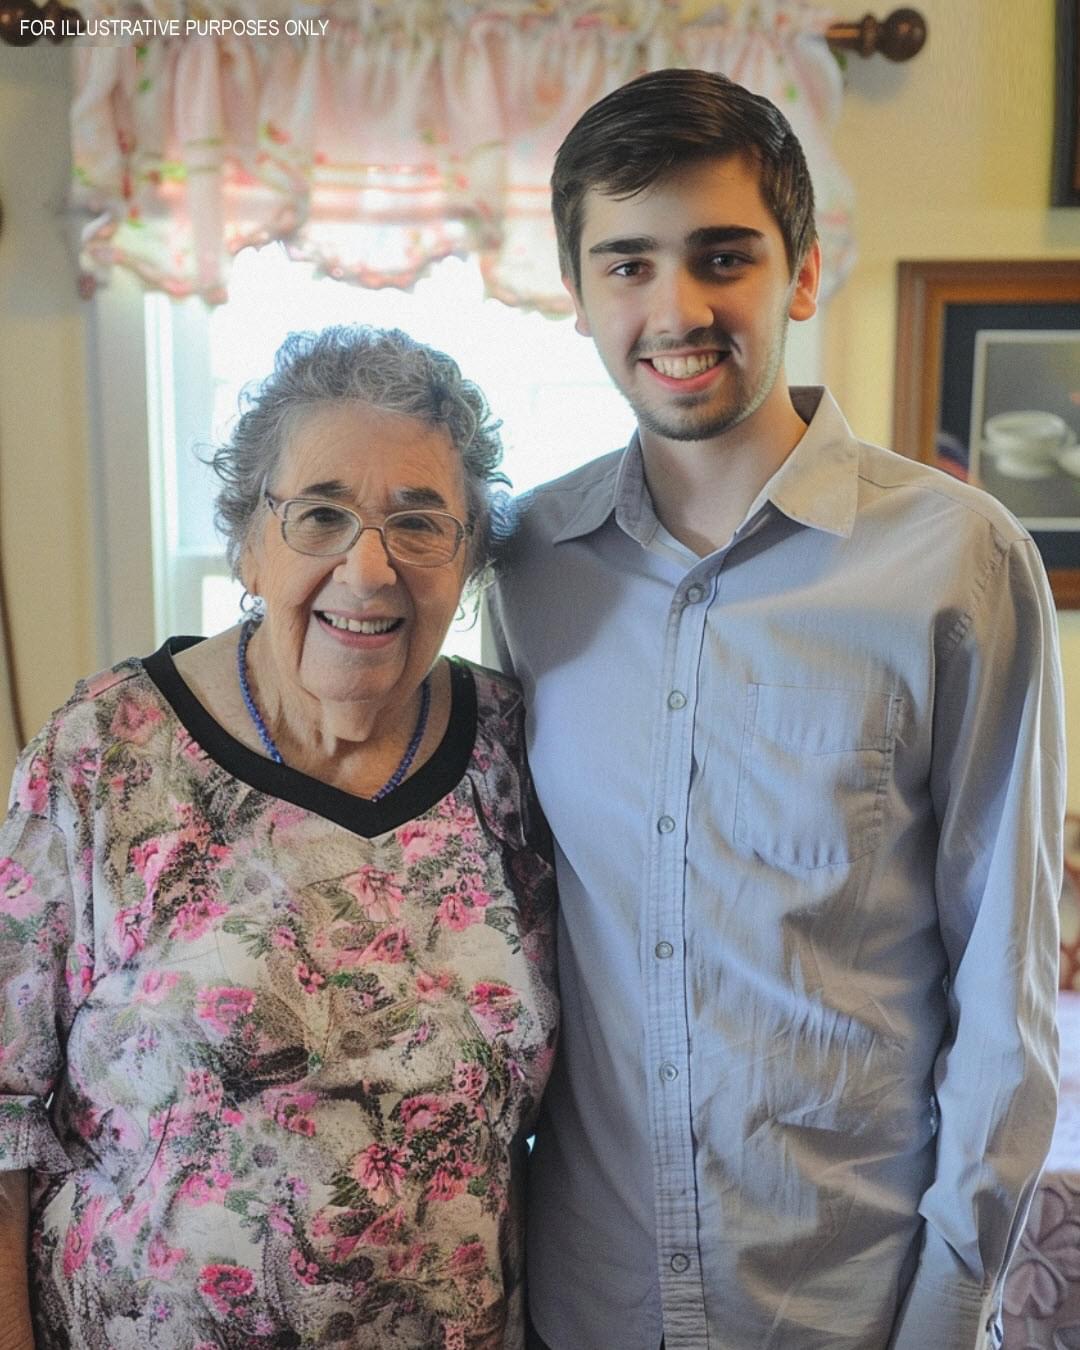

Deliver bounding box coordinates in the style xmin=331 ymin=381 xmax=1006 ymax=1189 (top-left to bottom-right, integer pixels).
xmin=239 ymin=590 xmax=264 ymax=618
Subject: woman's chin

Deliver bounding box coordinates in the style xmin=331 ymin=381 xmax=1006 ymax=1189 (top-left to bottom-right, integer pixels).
xmin=301 ymin=671 xmax=403 ymax=715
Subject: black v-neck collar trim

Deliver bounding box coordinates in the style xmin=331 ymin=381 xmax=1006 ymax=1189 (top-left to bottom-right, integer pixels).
xmin=141 ymin=637 xmax=477 ymax=838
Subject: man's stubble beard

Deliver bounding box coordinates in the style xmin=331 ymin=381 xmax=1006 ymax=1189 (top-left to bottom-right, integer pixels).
xmin=620 ymin=312 xmax=791 ymax=446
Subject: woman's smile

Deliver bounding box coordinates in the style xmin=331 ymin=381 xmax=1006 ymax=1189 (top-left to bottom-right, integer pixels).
xmin=313 ymin=607 xmax=406 ymax=647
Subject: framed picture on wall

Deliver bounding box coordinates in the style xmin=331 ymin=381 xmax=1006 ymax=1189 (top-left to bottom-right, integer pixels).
xmin=1055 ymin=0 xmax=1080 ymax=205
xmin=893 ymin=258 xmax=1080 ymax=607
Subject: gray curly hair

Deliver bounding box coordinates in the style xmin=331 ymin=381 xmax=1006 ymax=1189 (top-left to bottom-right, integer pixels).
xmin=211 ymin=325 xmax=510 ymax=591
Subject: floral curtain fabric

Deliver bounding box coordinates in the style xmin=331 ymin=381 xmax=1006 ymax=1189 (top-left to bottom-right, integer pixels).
xmin=70 ymin=0 xmax=855 ymax=312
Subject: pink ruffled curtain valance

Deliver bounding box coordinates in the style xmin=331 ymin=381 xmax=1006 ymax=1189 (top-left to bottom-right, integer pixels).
xmin=71 ymin=0 xmax=856 ymax=311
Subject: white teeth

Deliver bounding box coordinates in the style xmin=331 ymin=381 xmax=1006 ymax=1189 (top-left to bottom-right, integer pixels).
xmin=650 ymin=351 xmax=722 ymax=378
xmin=323 ymin=614 xmax=397 ymax=634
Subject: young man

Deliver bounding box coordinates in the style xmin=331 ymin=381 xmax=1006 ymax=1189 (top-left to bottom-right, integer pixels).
xmin=487 ymin=69 xmax=1065 ymax=1350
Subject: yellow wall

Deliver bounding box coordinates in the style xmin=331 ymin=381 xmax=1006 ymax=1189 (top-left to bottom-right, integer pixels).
xmin=0 ymin=45 xmax=94 ymax=779
xmin=1 ymin=5 xmax=1080 ymax=796
xmin=827 ymin=0 xmax=1080 ymax=808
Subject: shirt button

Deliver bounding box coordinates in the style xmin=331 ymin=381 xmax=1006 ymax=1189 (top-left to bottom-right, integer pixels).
xmin=685 ymin=585 xmax=705 ymax=603
xmin=655 ymin=941 xmax=674 ymax=959
xmin=670 ymin=1253 xmax=690 ymax=1273
xmin=657 ymin=815 xmax=676 ymax=834
xmin=667 ymin=690 xmax=687 ymax=710
xmin=659 ymin=1062 xmax=679 ymax=1082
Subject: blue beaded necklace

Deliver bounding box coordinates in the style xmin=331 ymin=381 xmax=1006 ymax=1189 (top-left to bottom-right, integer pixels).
xmin=236 ymin=618 xmax=431 ymax=801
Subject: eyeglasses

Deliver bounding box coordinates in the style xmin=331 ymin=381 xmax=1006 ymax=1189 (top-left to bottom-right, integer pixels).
xmin=265 ymin=494 xmax=469 ymax=567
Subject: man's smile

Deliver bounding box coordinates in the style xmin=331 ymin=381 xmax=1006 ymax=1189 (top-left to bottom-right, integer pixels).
xmin=648 ymin=351 xmax=723 ymax=378
xmin=639 ymin=349 xmax=731 ymax=391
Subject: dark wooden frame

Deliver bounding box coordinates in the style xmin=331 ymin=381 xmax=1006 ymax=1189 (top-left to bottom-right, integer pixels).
xmin=894 ymin=258 xmax=1080 ymax=607
xmin=1055 ymin=0 xmax=1080 ymax=205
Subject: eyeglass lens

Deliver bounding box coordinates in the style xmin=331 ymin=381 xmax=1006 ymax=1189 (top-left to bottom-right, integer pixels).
xmin=282 ymin=501 xmax=461 ymax=564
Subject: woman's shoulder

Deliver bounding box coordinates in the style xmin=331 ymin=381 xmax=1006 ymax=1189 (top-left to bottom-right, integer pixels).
xmin=74 ymin=658 xmax=146 ymax=704
xmin=451 ymin=658 xmax=551 ymax=861
xmin=453 ymin=658 xmax=529 ymax=788
xmin=33 ymin=657 xmax=156 ymax=745
xmin=451 ymin=657 xmax=524 ymax=729
xmin=452 ymin=656 xmax=521 ymax=706
xmin=9 ymin=657 xmax=168 ymax=817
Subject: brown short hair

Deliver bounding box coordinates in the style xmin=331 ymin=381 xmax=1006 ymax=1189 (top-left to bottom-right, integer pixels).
xmin=552 ymin=68 xmax=817 ymax=291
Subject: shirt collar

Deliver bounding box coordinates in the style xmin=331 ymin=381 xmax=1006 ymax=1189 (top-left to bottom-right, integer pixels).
xmin=549 ymin=438 xmax=646 ymax=544
xmin=551 ymin=386 xmax=861 ymax=546
xmin=748 ymin=386 xmax=861 ymax=539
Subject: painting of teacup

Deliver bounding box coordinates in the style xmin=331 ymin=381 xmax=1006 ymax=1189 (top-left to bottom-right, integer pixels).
xmin=982 ymin=410 xmax=1075 ymax=479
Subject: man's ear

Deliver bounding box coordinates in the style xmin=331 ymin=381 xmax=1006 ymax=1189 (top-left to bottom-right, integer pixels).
xmin=788 ymin=240 xmax=821 ymax=323
xmin=563 ymin=274 xmax=592 ymax=337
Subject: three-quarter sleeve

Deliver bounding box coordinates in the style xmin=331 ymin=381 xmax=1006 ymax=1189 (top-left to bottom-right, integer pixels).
xmin=890 ymin=537 xmax=1066 ymax=1350
xmin=0 ymin=755 xmax=81 ymax=1177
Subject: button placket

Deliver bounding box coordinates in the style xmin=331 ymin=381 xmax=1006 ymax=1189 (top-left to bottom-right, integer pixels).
xmin=646 ymin=568 xmax=714 ymax=1339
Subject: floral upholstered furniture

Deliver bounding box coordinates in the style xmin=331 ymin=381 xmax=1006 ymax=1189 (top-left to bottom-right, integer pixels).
xmin=1001 ymin=818 xmax=1080 ymax=1349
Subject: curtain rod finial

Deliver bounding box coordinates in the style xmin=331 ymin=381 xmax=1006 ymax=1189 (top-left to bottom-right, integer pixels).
xmin=0 ymin=0 xmax=80 ymax=44
xmin=0 ymin=0 xmax=43 ymax=46
xmin=827 ymin=8 xmax=928 ymax=62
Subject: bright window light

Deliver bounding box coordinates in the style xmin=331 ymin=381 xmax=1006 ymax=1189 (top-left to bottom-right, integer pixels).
xmin=147 ymin=245 xmax=635 ymax=662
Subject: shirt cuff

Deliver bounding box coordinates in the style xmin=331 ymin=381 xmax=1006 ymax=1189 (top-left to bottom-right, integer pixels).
xmin=889 ymin=1227 xmax=1001 ymax=1350
xmin=0 ymin=1098 xmax=71 ymax=1175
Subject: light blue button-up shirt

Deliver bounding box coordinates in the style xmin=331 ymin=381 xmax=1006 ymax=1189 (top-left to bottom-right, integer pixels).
xmin=488 ymin=387 xmax=1065 ymax=1350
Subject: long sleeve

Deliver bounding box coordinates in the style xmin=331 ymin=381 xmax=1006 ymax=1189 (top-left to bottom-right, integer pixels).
xmin=890 ymin=537 xmax=1065 ymax=1350
xmin=0 ymin=742 xmax=81 ymax=1178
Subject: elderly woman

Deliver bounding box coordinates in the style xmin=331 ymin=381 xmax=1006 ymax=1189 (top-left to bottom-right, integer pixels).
xmin=0 ymin=326 xmax=557 ymax=1350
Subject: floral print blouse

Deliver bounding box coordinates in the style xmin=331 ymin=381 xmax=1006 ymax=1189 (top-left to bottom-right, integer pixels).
xmin=0 ymin=641 xmax=558 ymax=1350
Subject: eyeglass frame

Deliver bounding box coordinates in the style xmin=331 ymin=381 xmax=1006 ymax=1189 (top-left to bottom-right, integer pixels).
xmin=264 ymin=493 xmax=471 ymax=568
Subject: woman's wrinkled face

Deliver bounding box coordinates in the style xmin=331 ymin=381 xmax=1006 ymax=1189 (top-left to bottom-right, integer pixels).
xmin=242 ymin=402 xmax=469 ymax=719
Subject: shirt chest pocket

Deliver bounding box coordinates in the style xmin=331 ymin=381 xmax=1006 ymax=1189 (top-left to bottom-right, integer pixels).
xmin=734 ymin=684 xmax=899 ymax=870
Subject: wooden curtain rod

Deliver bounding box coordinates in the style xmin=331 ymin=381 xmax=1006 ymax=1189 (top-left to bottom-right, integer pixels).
xmin=1 ymin=2 xmax=927 ymax=56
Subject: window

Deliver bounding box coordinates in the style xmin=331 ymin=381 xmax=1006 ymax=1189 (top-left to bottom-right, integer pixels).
xmin=145 ymin=246 xmax=637 ymax=663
